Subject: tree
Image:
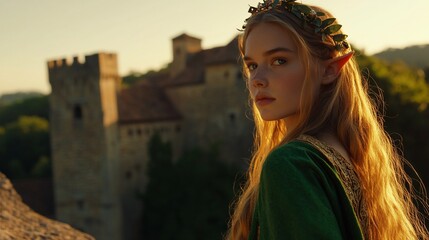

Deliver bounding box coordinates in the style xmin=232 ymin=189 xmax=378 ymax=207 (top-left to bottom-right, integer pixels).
xmin=0 ymin=95 xmax=49 ymax=126
xmin=356 ymin=53 xmax=429 ymax=228
xmin=141 ymin=134 xmax=242 ymax=240
xmin=0 ymin=116 xmax=51 ymax=179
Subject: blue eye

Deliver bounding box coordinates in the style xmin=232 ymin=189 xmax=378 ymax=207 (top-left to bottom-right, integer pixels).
xmin=273 ymin=58 xmax=287 ymax=65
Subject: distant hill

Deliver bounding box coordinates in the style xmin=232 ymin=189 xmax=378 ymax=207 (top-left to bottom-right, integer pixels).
xmin=0 ymin=91 xmax=44 ymax=107
xmin=0 ymin=95 xmax=49 ymax=126
xmin=373 ymin=44 xmax=429 ymax=69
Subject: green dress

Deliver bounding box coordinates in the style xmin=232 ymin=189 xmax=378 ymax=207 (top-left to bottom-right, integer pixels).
xmin=248 ymin=135 xmax=366 ymax=240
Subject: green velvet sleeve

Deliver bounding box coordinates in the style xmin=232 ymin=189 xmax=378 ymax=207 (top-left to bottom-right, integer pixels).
xmin=251 ymin=142 xmax=363 ymax=240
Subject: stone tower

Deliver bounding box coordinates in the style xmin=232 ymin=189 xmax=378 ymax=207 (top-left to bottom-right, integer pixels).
xmin=170 ymin=33 xmax=202 ymax=78
xmin=47 ymin=52 xmax=122 ymax=240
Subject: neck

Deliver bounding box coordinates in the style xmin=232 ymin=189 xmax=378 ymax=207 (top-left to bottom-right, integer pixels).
xmin=285 ymin=114 xmax=300 ymax=134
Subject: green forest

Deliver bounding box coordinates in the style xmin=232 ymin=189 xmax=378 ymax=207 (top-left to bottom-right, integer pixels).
xmin=0 ymin=96 xmax=50 ymax=179
xmin=0 ymin=49 xmax=428 ymax=238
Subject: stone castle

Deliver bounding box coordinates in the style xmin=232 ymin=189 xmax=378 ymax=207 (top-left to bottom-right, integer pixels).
xmin=47 ymin=33 xmax=253 ymax=239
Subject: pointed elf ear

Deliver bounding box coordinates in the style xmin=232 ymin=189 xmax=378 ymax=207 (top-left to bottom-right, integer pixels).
xmin=322 ymin=51 xmax=354 ymax=85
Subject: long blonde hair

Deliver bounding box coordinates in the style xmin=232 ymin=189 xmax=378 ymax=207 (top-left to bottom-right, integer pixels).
xmin=226 ymin=6 xmax=428 ymax=240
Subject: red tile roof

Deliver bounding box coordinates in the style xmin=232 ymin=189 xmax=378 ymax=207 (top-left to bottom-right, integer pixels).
xmin=118 ymin=82 xmax=181 ymax=124
xmin=159 ymin=36 xmax=240 ymax=88
xmin=117 ymin=35 xmax=240 ymax=124
xmin=206 ymin=36 xmax=240 ymax=65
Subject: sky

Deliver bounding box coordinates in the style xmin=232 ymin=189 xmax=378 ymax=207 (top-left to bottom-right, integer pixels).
xmin=1 ymin=0 xmax=428 ymax=96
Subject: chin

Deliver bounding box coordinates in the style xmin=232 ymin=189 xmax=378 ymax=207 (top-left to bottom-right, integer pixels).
xmin=259 ymin=114 xmax=283 ymax=121
xmin=259 ymin=112 xmax=297 ymax=122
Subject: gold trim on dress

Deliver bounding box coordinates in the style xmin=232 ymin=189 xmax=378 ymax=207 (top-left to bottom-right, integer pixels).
xmin=296 ymin=134 xmax=368 ymax=239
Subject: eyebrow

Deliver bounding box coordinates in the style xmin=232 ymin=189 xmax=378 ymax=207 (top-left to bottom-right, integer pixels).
xmin=243 ymin=47 xmax=294 ymax=61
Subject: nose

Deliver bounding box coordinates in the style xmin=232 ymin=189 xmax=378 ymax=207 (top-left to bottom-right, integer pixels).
xmin=251 ymin=67 xmax=268 ymax=88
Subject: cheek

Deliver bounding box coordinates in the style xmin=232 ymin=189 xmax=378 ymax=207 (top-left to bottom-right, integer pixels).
xmin=275 ymin=66 xmax=305 ymax=97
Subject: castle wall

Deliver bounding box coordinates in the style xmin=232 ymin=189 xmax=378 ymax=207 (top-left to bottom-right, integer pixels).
xmin=165 ymin=63 xmax=253 ymax=167
xmin=48 ymin=53 xmax=122 ymax=240
xmin=164 ymin=84 xmax=206 ymax=149
xmin=118 ymin=120 xmax=182 ymax=240
xmin=204 ymin=63 xmax=253 ymax=166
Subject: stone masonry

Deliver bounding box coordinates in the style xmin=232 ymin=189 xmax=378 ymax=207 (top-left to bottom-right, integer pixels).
xmin=0 ymin=172 xmax=95 ymax=240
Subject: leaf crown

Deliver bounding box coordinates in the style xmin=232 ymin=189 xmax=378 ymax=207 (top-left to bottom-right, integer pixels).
xmin=242 ymin=0 xmax=350 ymax=51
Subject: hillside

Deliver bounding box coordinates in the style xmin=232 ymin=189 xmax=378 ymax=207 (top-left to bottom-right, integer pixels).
xmin=0 ymin=91 xmax=44 ymax=107
xmin=0 ymin=94 xmax=49 ymax=126
xmin=373 ymin=44 xmax=429 ymax=69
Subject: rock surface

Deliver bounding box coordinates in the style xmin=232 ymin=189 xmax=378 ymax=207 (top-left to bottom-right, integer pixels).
xmin=0 ymin=172 xmax=94 ymax=240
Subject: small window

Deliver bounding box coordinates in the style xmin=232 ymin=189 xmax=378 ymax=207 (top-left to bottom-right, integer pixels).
xmin=128 ymin=129 xmax=133 ymax=136
xmin=77 ymin=199 xmax=84 ymax=210
xmin=175 ymin=48 xmax=181 ymax=56
xmin=176 ymin=125 xmax=181 ymax=132
xmin=224 ymin=71 xmax=229 ymax=78
xmin=229 ymin=113 xmax=236 ymax=122
xmin=137 ymin=128 xmax=142 ymax=136
xmin=73 ymin=104 xmax=83 ymax=120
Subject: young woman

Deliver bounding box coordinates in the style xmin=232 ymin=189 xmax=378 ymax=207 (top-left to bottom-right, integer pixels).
xmin=226 ymin=0 xmax=429 ymax=239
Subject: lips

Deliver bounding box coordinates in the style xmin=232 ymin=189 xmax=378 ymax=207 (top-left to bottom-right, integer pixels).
xmin=255 ymin=93 xmax=275 ymax=106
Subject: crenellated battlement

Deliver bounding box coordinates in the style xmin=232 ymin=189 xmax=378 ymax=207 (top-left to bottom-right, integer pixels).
xmin=47 ymin=55 xmax=85 ymax=69
xmin=47 ymin=52 xmax=119 ymax=83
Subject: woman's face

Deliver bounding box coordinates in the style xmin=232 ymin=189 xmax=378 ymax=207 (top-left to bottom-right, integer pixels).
xmin=244 ymin=22 xmax=315 ymax=127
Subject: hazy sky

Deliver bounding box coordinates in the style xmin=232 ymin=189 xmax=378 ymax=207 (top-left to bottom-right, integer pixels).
xmin=1 ymin=0 xmax=428 ymax=95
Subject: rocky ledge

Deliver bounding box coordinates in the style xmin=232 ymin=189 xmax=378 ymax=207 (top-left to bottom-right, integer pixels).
xmin=0 ymin=172 xmax=94 ymax=240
